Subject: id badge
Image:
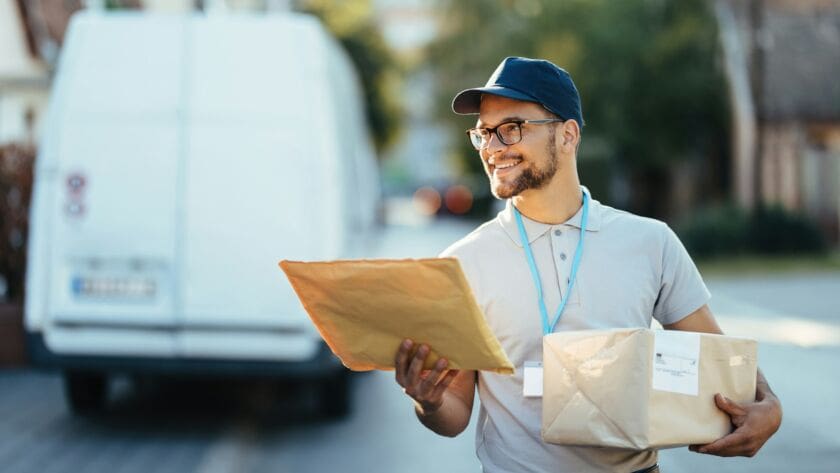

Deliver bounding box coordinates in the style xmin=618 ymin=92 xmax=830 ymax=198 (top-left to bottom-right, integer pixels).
xmin=523 ymin=361 xmax=543 ymax=398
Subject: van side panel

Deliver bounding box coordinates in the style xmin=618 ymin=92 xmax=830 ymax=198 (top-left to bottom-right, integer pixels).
xmin=322 ymin=34 xmax=380 ymax=258
xmin=179 ymin=17 xmax=337 ymax=342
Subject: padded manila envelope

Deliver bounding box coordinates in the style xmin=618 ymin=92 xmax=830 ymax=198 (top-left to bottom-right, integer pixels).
xmin=279 ymin=257 xmax=514 ymax=374
xmin=541 ymin=328 xmax=757 ymax=450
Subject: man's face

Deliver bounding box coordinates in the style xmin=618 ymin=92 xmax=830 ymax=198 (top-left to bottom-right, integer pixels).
xmin=475 ymin=95 xmax=559 ymax=199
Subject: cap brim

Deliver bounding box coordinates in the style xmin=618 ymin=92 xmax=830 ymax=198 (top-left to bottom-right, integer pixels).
xmin=451 ymin=86 xmax=539 ymax=115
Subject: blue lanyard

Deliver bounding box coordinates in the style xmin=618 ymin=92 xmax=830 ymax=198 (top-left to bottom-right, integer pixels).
xmin=513 ymin=192 xmax=589 ymax=335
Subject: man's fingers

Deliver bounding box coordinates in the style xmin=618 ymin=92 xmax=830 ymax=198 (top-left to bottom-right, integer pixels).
xmin=395 ymin=342 xmax=456 ymax=416
xmin=696 ymin=430 xmax=751 ymax=456
xmin=419 ymin=358 xmax=448 ymax=393
xmin=406 ymin=344 xmax=430 ymax=386
xmin=394 ymin=339 xmax=413 ymax=386
xmin=715 ymin=393 xmax=748 ymax=417
xmin=693 ymin=397 xmax=780 ymax=458
xmin=431 ymin=368 xmax=459 ymax=399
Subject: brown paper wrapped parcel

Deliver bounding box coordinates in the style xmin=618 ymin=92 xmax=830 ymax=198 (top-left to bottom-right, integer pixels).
xmin=542 ymin=328 xmax=757 ymax=450
xmin=279 ymin=258 xmax=514 ymax=374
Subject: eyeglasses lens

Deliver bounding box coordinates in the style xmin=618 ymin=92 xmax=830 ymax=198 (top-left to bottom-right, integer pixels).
xmin=469 ymin=122 xmax=522 ymax=149
xmin=498 ymin=123 xmax=521 ymax=145
xmin=469 ymin=130 xmax=485 ymax=149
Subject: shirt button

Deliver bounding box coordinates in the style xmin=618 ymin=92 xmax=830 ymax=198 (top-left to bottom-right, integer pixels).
xmin=554 ymin=229 xmax=562 ymax=236
xmin=560 ymin=253 xmax=567 ymax=261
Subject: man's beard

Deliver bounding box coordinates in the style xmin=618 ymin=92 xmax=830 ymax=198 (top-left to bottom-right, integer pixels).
xmin=490 ymin=133 xmax=558 ymax=199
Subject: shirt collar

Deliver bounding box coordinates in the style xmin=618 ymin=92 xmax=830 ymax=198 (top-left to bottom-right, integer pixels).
xmin=498 ymin=186 xmax=603 ymax=248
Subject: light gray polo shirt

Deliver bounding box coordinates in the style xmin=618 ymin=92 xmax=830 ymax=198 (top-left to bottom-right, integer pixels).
xmin=440 ymin=187 xmax=711 ymax=473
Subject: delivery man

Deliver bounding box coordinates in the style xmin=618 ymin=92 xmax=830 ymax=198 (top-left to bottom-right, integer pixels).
xmin=393 ymin=57 xmax=782 ymax=473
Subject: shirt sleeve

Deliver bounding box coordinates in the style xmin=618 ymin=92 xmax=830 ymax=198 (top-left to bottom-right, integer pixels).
xmin=652 ymin=224 xmax=711 ymax=325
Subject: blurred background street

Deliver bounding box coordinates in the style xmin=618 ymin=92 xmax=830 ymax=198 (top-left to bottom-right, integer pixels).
xmin=1 ymin=0 xmax=839 ymax=472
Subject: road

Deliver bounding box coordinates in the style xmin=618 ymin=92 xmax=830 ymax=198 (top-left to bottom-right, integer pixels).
xmin=1 ymin=219 xmax=838 ymax=472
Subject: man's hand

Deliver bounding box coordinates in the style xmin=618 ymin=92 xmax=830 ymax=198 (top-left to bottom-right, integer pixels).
xmin=689 ymin=393 xmax=782 ymax=457
xmin=667 ymin=305 xmax=783 ymax=457
xmin=394 ymin=339 xmax=458 ymax=415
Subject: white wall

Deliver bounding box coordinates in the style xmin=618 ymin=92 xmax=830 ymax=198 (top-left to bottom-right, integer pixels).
xmin=0 ymin=0 xmax=49 ymax=144
xmin=0 ymin=0 xmax=44 ymax=79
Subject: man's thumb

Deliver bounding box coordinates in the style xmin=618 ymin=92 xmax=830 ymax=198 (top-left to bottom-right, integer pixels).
xmin=715 ymin=393 xmax=747 ymax=417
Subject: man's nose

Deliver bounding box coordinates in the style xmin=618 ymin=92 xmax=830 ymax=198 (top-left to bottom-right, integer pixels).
xmin=483 ymin=132 xmax=506 ymax=155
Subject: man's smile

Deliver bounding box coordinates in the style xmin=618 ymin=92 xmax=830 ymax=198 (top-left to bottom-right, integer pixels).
xmin=490 ymin=158 xmax=523 ymax=178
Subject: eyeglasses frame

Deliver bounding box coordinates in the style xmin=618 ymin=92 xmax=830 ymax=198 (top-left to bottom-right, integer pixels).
xmin=466 ymin=118 xmax=565 ymax=150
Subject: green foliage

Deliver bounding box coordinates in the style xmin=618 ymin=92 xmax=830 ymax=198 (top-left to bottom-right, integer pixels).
xmin=676 ymin=204 xmax=827 ymax=259
xmin=104 ymin=0 xmax=141 ymax=9
xmin=748 ymin=205 xmax=827 ymax=255
xmin=299 ymin=0 xmax=404 ymax=153
xmin=428 ymin=0 xmax=730 ymax=213
xmin=568 ymin=0 xmax=728 ymax=169
xmin=676 ymin=204 xmax=751 ymax=258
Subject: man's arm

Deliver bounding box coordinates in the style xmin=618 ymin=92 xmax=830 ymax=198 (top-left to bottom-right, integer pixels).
xmin=394 ymin=339 xmax=476 ymax=437
xmin=664 ymin=304 xmax=783 ymax=457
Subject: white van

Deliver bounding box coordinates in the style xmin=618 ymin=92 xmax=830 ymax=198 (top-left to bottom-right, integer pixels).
xmin=24 ymin=11 xmax=380 ymax=416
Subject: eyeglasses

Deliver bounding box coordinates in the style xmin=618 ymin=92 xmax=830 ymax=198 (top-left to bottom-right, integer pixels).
xmin=466 ymin=119 xmax=564 ymax=150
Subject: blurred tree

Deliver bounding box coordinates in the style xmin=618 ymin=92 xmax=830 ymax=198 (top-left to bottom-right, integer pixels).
xmin=104 ymin=0 xmax=142 ymax=9
xmin=429 ymin=0 xmax=729 ymax=219
xmin=299 ymin=0 xmax=404 ymax=153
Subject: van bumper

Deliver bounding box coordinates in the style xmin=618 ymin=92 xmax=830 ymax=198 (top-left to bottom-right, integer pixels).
xmin=26 ymin=332 xmax=345 ymax=379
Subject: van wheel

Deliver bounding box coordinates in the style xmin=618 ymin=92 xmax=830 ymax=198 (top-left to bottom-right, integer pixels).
xmin=320 ymin=370 xmax=351 ymax=419
xmin=63 ymin=371 xmax=108 ymax=414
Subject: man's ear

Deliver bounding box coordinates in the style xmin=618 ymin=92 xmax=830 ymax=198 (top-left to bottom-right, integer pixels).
xmin=560 ymin=119 xmax=580 ymax=151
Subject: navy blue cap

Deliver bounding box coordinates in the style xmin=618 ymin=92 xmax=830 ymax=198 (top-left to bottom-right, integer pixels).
xmin=451 ymin=56 xmax=584 ymax=126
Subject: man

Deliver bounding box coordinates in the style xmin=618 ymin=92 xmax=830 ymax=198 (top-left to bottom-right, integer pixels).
xmin=393 ymin=57 xmax=782 ymax=472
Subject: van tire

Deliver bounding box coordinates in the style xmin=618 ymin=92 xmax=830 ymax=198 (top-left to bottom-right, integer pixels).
xmin=63 ymin=371 xmax=108 ymax=414
xmin=320 ymin=370 xmax=350 ymax=419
